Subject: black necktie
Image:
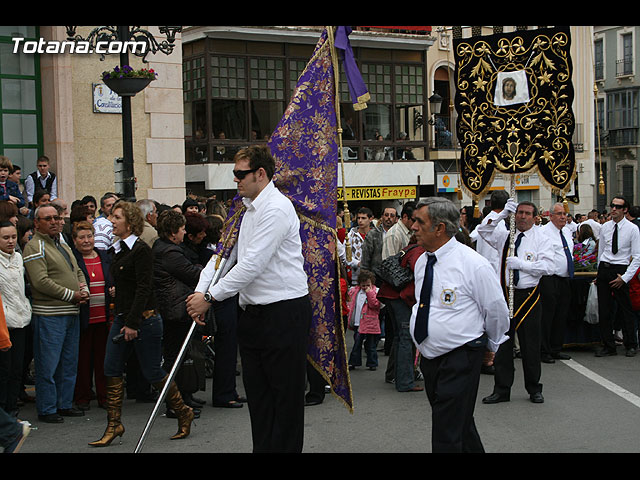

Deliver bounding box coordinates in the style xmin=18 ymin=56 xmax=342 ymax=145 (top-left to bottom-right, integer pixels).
xmin=612 ymin=223 xmax=619 ymax=255
xmin=560 ymin=230 xmax=574 ymax=278
xmin=414 ymin=254 xmax=437 ymax=344
xmin=512 ymin=232 xmax=524 ymax=286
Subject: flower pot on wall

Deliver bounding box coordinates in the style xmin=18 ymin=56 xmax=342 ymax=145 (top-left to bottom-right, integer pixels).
xmin=103 ymin=77 xmax=153 ymax=97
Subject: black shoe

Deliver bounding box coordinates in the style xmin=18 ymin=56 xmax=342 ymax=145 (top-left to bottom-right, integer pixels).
xmin=212 ymin=401 xmax=243 ymax=409
xmin=482 ymin=393 xmax=510 ymax=404
xmin=530 ymin=392 xmax=544 ymax=403
xmin=595 ymin=347 xmax=617 ymax=357
xmin=235 ymin=396 xmax=248 ymax=403
xmin=481 ymin=365 xmax=495 ymax=375
xmin=626 ymin=348 xmax=637 ymax=357
xmin=541 ymin=354 xmax=555 ymax=364
xmin=38 ymin=413 xmax=64 ymax=423
xmin=57 ymin=407 xmax=85 ymax=417
xmin=552 ymin=352 xmax=571 ymax=360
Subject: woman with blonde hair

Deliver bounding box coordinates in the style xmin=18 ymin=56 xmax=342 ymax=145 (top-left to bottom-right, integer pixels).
xmin=89 ymin=201 xmax=194 ymax=447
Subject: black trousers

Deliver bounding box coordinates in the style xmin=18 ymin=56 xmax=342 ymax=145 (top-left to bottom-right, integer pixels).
xmin=596 ymin=263 xmax=638 ymax=351
xmin=211 ymin=296 xmax=240 ymax=404
xmin=540 ymin=275 xmax=572 ymax=356
xmin=420 ymin=341 xmax=485 ymax=453
xmin=493 ymin=287 xmax=542 ymax=396
xmin=237 ymin=295 xmax=311 ymax=453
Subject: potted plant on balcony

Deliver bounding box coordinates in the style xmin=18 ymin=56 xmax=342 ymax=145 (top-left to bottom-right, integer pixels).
xmin=101 ymin=65 xmax=157 ymax=97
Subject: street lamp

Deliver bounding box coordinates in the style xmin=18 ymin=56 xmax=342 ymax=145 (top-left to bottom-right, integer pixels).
xmin=65 ymin=26 xmax=182 ymax=201
xmin=428 ymin=93 xmax=443 ymax=125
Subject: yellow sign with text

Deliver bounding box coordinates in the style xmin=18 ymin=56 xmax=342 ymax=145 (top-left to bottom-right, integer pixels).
xmin=337 ymin=185 xmax=417 ymax=201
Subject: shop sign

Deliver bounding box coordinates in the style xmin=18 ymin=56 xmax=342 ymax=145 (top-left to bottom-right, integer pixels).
xmin=337 ymin=185 xmax=417 ymax=201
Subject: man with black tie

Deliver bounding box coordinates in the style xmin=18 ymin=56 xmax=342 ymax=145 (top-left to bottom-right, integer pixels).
xmin=476 ymin=199 xmax=554 ymax=405
xmin=409 ymin=197 xmax=509 ymax=453
xmin=539 ymin=203 xmax=574 ymax=363
xmin=595 ymin=196 xmax=640 ymax=357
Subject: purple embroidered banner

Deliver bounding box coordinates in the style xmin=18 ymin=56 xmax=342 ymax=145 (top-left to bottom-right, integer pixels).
xmin=212 ymin=28 xmax=356 ymax=411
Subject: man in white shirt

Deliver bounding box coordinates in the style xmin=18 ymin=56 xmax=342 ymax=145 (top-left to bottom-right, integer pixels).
xmin=539 ymin=203 xmax=574 ymax=363
xmin=409 ymin=197 xmax=509 ymax=453
xmin=579 ymin=209 xmax=601 ymax=241
xmin=565 ymin=213 xmax=578 ymax=238
xmin=477 ymin=199 xmax=554 ymax=405
xmin=595 ymin=196 xmax=640 ymax=357
xmin=186 ymin=145 xmax=311 ymax=453
xmin=470 ymin=190 xmax=509 ymax=274
xmin=381 ymin=201 xmax=416 ymax=260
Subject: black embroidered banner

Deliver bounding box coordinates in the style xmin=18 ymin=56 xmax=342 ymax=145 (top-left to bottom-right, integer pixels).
xmin=454 ymin=27 xmax=576 ymax=200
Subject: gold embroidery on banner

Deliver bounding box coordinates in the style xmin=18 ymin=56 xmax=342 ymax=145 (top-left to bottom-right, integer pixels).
xmin=455 ymin=30 xmax=576 ymax=203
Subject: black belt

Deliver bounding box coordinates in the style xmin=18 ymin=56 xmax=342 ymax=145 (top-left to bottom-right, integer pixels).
xmin=243 ymin=294 xmax=309 ymax=315
xmin=599 ymin=261 xmax=628 ymax=269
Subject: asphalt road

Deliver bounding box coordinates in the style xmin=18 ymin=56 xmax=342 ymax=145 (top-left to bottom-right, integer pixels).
xmin=13 ymin=340 xmax=640 ymax=455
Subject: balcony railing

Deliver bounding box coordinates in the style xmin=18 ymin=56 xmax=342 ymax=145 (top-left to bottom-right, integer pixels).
xmin=616 ymin=57 xmax=634 ymax=77
xmin=608 ymin=127 xmax=638 ymax=147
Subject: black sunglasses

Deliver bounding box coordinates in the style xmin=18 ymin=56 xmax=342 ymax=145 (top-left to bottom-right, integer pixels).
xmin=233 ymin=167 xmax=259 ymax=180
xmin=610 ymin=203 xmax=626 ymax=209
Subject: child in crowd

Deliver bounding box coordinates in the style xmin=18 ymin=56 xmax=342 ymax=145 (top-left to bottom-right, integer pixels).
xmin=347 ymin=269 xmax=382 ymax=371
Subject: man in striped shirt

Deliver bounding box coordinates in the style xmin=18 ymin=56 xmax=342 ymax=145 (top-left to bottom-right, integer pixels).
xmin=23 ymin=204 xmax=89 ymax=423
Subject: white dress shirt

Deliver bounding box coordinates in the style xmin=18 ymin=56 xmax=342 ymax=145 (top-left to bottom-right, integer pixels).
xmin=469 ymin=210 xmax=505 ymax=274
xmin=540 ymin=222 xmax=574 ymax=278
xmin=409 ymin=237 xmax=510 ymax=359
xmin=197 ymin=181 xmax=308 ymax=308
xmin=598 ymin=217 xmax=640 ymax=283
xmin=476 ymin=217 xmax=554 ymax=289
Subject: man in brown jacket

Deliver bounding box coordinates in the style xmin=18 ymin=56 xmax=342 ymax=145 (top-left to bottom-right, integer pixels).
xmin=23 ymin=204 xmax=89 ymax=423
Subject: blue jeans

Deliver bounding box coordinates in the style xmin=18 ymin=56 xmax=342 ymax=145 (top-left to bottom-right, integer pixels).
xmin=33 ymin=314 xmax=80 ymax=415
xmin=349 ymin=329 xmax=378 ymax=368
xmin=386 ymin=299 xmax=417 ymax=391
xmin=104 ymin=314 xmax=166 ymax=384
xmin=0 ymin=406 xmax=21 ymax=449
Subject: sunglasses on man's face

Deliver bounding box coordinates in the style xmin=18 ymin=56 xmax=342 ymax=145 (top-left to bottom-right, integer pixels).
xmin=610 ymin=203 xmax=625 ymax=210
xmin=233 ymin=167 xmax=259 ymax=180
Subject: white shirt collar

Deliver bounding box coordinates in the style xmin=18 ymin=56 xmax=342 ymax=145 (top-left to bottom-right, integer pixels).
xmin=112 ymin=234 xmax=138 ymax=253
xmin=242 ymin=181 xmax=275 ymax=211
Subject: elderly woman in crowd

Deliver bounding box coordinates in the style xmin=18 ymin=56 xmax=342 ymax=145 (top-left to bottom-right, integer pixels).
xmin=182 ymin=212 xmax=211 ymax=267
xmin=89 ymin=201 xmax=194 ymax=447
xmin=0 ymin=221 xmax=32 ymax=418
xmin=70 ymin=221 xmax=113 ymax=411
xmin=152 ymin=209 xmax=205 ymax=415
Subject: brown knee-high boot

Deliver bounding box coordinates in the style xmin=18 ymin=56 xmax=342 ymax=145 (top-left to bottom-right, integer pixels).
xmin=89 ymin=377 xmax=125 ymax=447
xmin=154 ymin=375 xmax=194 ymax=440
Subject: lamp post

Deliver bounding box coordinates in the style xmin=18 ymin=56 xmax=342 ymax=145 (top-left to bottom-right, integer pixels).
xmin=65 ymin=26 xmax=182 ymax=201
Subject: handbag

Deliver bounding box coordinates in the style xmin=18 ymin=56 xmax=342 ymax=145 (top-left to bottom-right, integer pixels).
xmin=374 ymin=245 xmax=420 ymax=290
